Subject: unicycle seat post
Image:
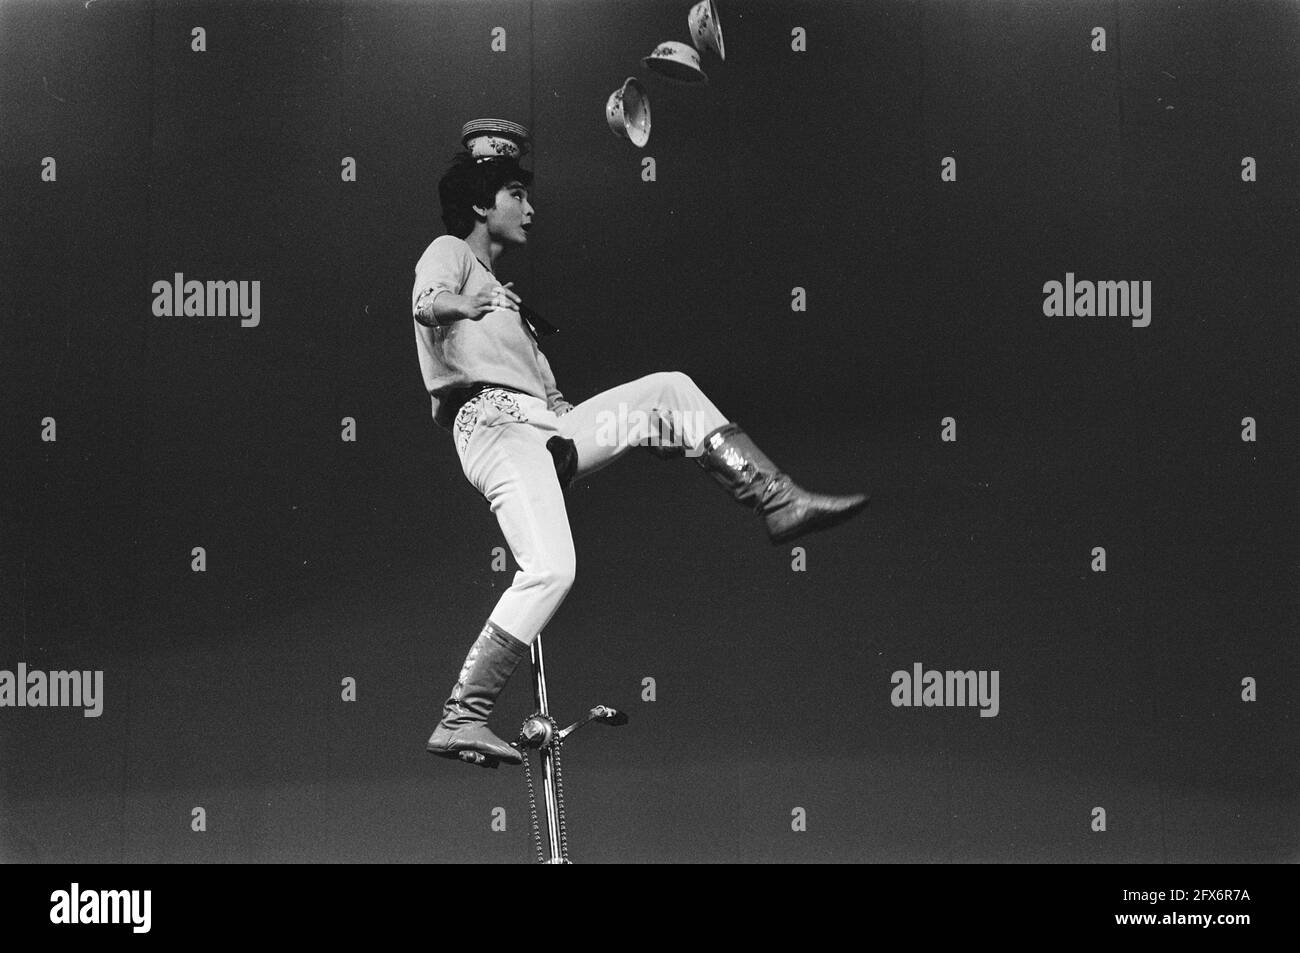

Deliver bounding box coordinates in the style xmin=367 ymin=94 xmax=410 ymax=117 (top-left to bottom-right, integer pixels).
xmin=517 ymin=634 xmax=628 ymax=863
xmin=530 ymin=635 xmax=564 ymax=863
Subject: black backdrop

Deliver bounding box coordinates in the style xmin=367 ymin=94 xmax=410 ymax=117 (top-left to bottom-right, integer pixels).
xmin=1 ymin=0 xmax=1296 ymax=863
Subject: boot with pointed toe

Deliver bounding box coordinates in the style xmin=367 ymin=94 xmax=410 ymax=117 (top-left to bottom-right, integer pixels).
xmin=695 ymin=423 xmax=869 ymax=544
xmin=426 ymin=622 xmax=528 ymax=766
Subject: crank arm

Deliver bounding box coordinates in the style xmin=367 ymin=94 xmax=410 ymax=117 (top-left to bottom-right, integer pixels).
xmin=557 ymin=705 xmax=629 ymax=741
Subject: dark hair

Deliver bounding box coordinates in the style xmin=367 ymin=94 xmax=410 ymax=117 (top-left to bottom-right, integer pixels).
xmin=438 ymin=151 xmax=534 ymax=238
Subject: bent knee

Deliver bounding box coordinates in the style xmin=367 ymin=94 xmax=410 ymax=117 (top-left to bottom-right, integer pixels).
xmin=647 ymin=370 xmax=696 ymax=393
xmin=538 ymin=555 xmax=576 ymax=595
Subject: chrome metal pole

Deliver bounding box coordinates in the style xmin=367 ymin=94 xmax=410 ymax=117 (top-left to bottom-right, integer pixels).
xmin=530 ymin=635 xmax=563 ymax=863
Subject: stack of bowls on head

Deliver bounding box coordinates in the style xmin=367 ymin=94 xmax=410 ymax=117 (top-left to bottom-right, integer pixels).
xmin=461 ymin=118 xmax=532 ymax=161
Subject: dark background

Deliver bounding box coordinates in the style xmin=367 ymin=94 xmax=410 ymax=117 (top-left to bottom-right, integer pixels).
xmin=0 ymin=0 xmax=1296 ymax=863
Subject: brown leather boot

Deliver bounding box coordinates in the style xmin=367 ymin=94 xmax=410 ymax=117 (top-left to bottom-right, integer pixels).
xmin=695 ymin=423 xmax=869 ymax=544
xmin=426 ymin=622 xmax=528 ymax=766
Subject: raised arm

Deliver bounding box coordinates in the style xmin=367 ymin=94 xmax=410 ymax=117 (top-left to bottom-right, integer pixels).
xmin=413 ymin=235 xmax=524 ymax=328
xmin=415 ymin=282 xmax=522 ymax=328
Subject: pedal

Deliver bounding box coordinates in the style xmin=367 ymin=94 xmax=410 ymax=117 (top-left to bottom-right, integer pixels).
xmin=556 ymin=705 xmax=630 ymax=740
xmin=591 ymin=705 xmax=628 ymax=726
xmin=457 ymin=750 xmax=499 ymax=769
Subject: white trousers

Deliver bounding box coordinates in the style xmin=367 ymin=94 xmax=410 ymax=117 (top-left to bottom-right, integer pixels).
xmin=454 ymin=371 xmax=730 ymax=645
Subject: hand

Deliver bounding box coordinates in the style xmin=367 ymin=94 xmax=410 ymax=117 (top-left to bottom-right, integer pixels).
xmin=465 ymin=282 xmax=521 ymax=319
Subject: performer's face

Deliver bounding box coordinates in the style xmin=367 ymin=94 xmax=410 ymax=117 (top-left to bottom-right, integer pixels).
xmin=484 ymin=180 xmax=533 ymax=246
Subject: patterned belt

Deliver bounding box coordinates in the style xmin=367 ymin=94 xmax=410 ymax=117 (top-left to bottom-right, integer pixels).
xmin=452 ymin=385 xmax=530 ymax=454
xmin=444 ymin=383 xmax=485 ymax=421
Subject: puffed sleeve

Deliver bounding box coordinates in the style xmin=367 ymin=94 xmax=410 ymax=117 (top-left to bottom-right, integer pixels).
xmin=412 ymin=235 xmax=473 ymax=321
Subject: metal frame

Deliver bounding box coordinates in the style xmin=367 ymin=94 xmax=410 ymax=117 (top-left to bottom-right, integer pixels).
xmin=518 ymin=633 xmax=628 ymax=864
xmin=529 ymin=636 xmax=565 ymax=864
